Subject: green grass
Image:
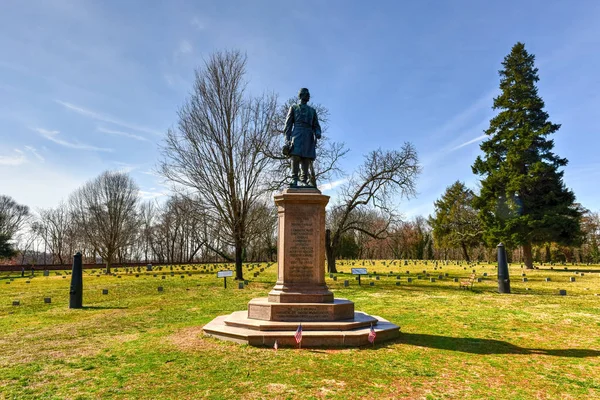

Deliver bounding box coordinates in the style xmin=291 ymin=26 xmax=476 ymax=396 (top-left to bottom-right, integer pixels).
xmin=1 ymin=260 xmax=600 ymax=399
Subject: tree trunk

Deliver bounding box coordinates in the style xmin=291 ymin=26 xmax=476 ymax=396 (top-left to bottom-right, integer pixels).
xmin=325 ymin=229 xmax=337 ymax=273
xmin=545 ymin=245 xmax=551 ymax=263
xmin=522 ymin=243 xmax=534 ymax=269
xmin=460 ymin=242 xmax=471 ymax=262
xmin=234 ymin=241 xmax=244 ymax=280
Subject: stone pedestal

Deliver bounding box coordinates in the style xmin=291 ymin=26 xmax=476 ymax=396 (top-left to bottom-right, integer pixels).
xmin=268 ymin=188 xmax=333 ymax=303
xmin=203 ymin=188 xmax=400 ymax=347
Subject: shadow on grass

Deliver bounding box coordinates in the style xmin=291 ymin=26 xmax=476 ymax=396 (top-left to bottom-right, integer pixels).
xmin=80 ymin=306 xmax=129 ymax=310
xmin=400 ymin=333 xmax=600 ymax=357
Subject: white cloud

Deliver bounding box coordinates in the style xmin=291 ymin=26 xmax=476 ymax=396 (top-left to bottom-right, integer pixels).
xmin=112 ymin=161 xmax=140 ymax=174
xmin=178 ymin=40 xmax=193 ymax=54
xmin=97 ymin=127 xmax=148 ymax=142
xmin=319 ymin=178 xmax=348 ymax=192
xmin=24 ymin=146 xmax=45 ymax=162
xmin=450 ymin=134 xmax=487 ymax=151
xmin=55 ymin=100 xmax=163 ymax=136
xmin=191 ymin=17 xmax=206 ymax=30
xmin=35 ymin=128 xmax=113 ymax=152
xmin=139 ymin=190 xmax=167 ymax=200
xmin=0 ymin=149 xmax=27 ymax=166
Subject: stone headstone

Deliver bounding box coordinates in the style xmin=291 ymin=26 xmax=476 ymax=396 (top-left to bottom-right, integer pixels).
xmin=453 ymin=278 xmax=459 ymax=282
xmin=44 ymin=298 xmax=51 ymax=304
xmin=369 ymin=282 xmax=374 ymax=286
xmin=430 ymin=278 xmax=436 ymax=282
xmin=158 ymin=286 xmax=163 ymax=292
xmin=407 ymin=277 xmax=413 ymax=283
xmin=162 ymin=276 xmax=166 ymax=280
xmin=375 ymin=276 xmax=380 ymax=280
xmin=396 ymin=281 xmax=401 ymax=286
xmin=559 ymin=289 xmax=567 ymax=296
xmin=344 ymin=280 xmax=349 ymax=287
xmin=333 ymin=276 xmax=337 ymax=281
xmin=522 ymin=278 xmax=528 ymax=282
xmin=43 ymin=270 xmax=49 ymax=277
xmin=13 ymin=300 xmax=20 ymax=306
xmin=102 ymin=289 xmax=108 ymax=295
xmin=570 ymin=277 xmax=576 ymax=282
xmin=545 ymin=278 xmax=551 ymax=282
xmin=238 ymin=282 xmax=244 ymax=289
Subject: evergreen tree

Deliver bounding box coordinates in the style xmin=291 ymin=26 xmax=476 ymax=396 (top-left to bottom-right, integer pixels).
xmin=0 ymin=233 xmax=16 ymax=259
xmin=429 ymin=181 xmax=483 ymax=262
xmin=472 ymin=42 xmax=582 ymax=268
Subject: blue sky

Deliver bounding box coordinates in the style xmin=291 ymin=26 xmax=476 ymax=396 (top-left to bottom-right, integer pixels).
xmin=1 ymin=0 xmax=599 ymax=218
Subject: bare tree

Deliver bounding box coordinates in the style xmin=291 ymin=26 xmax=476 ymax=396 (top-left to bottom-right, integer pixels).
xmin=70 ymin=171 xmax=140 ymax=273
xmin=0 ymin=195 xmax=30 ymax=238
xmin=0 ymin=195 xmax=31 ymax=260
xmin=33 ymin=202 xmax=74 ymax=264
xmin=325 ymin=145 xmax=421 ymax=272
xmin=159 ymin=50 xmax=279 ymax=280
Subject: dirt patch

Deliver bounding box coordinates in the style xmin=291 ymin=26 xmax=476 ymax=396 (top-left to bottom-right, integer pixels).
xmin=167 ymin=325 xmax=212 ymax=352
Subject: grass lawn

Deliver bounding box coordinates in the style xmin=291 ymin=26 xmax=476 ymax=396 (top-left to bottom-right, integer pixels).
xmin=1 ymin=260 xmax=600 ymax=399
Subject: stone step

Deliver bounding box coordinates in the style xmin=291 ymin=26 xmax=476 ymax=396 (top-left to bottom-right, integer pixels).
xmin=224 ymin=310 xmax=378 ymax=331
xmin=203 ymin=314 xmax=400 ymax=347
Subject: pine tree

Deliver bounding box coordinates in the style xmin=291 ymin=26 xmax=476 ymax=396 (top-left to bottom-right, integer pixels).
xmin=429 ymin=181 xmax=483 ymax=262
xmin=0 ymin=233 xmax=16 ymax=259
xmin=472 ymin=42 xmax=582 ymax=268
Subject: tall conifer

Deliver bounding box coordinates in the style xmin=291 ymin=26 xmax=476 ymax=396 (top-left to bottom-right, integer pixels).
xmin=472 ymin=42 xmax=582 ymax=268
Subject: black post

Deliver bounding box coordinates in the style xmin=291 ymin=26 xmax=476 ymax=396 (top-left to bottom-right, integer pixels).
xmin=497 ymin=243 xmax=511 ymax=294
xmin=69 ymin=252 xmax=83 ymax=308
xmin=358 ymin=275 xmax=361 ymax=286
xmin=224 ymin=276 xmax=227 ymax=289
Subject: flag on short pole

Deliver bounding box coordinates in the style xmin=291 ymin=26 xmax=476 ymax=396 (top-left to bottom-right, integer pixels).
xmin=274 ymin=340 xmax=278 ymax=351
xmin=368 ymin=324 xmax=376 ymax=344
xmin=294 ymin=324 xmax=303 ymax=347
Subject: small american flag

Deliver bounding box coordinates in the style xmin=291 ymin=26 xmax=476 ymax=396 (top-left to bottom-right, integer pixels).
xmin=294 ymin=324 xmax=303 ymax=345
xmin=368 ymin=324 xmax=376 ymax=344
xmin=273 ymin=340 xmax=278 ymax=351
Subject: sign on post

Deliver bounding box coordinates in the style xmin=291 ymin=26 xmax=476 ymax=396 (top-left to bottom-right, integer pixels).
xmin=351 ymin=268 xmax=368 ymax=286
xmin=217 ymin=270 xmax=234 ymax=288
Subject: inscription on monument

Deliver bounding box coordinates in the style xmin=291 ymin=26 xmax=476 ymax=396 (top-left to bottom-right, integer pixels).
xmin=288 ymin=206 xmax=317 ymax=282
xmin=272 ymin=306 xmax=331 ymax=321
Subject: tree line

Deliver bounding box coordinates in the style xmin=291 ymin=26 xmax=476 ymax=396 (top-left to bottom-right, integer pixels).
xmin=1 ymin=44 xmax=598 ymax=276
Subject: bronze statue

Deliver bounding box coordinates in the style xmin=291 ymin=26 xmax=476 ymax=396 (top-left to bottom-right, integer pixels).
xmin=284 ymin=88 xmax=321 ymax=187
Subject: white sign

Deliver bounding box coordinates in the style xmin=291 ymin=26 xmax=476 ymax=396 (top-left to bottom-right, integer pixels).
xmin=352 ymin=268 xmax=367 ymax=275
xmin=217 ymin=270 xmax=234 ymax=278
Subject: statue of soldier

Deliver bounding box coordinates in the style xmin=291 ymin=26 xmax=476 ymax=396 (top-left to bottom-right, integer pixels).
xmin=284 ymin=88 xmax=321 ymax=187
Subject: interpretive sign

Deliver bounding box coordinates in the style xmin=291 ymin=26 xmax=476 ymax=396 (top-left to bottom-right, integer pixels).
xmin=217 ymin=270 xmax=233 ymax=288
xmin=351 ymin=268 xmax=367 ymax=286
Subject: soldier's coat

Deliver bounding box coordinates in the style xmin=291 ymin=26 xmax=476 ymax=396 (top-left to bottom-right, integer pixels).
xmin=284 ymin=103 xmax=322 ymax=160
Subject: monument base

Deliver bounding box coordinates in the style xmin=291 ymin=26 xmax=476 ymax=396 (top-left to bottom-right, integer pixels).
xmin=248 ymin=297 xmax=354 ymax=321
xmin=203 ymin=311 xmax=400 ymax=347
